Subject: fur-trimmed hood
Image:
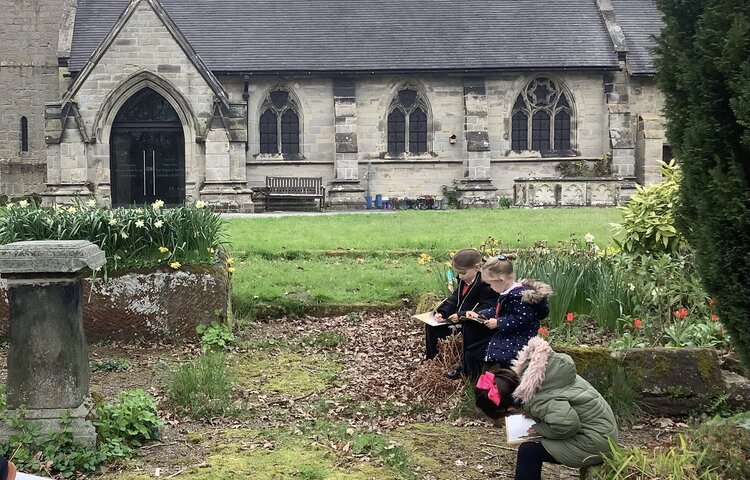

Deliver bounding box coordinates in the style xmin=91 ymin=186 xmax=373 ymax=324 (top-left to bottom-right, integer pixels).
xmin=510 ymin=336 xmax=576 ymax=404
xmin=518 ymin=279 xmax=554 ymax=305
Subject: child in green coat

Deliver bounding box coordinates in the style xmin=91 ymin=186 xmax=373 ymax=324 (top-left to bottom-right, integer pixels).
xmin=474 ymin=337 xmax=618 ymax=480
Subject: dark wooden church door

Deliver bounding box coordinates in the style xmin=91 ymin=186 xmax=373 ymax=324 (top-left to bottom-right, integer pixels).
xmin=110 ymin=88 xmax=185 ymax=206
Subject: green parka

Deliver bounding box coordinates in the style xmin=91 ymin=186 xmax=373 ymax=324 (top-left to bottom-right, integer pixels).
xmin=511 ymin=337 xmax=618 ymax=467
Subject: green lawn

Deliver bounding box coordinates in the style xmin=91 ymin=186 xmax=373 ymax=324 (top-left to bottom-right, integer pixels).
xmin=226 ymin=208 xmax=621 ymax=255
xmin=226 ymin=208 xmax=622 ymax=318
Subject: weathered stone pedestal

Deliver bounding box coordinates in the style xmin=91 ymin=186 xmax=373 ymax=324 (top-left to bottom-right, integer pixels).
xmin=456 ymin=178 xmax=498 ymax=208
xmin=327 ymin=180 xmax=366 ymax=210
xmin=0 ymin=240 xmax=105 ymax=447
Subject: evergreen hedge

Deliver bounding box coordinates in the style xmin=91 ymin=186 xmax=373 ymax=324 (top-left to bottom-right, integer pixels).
xmin=655 ymin=0 xmax=750 ymax=366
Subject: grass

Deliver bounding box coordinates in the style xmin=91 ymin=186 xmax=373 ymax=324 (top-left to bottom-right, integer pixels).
xmin=226 ymin=208 xmax=622 ymax=317
xmin=226 ymin=208 xmax=621 ymax=255
xmin=165 ymin=352 xmax=232 ymax=418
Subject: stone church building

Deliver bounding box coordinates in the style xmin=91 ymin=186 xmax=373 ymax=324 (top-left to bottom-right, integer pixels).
xmin=1 ymin=0 xmax=667 ymax=211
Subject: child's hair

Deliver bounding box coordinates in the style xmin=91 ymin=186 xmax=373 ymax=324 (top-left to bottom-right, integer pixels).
xmin=475 ymin=369 xmax=521 ymax=419
xmin=481 ymin=254 xmax=517 ymax=279
xmin=452 ymin=248 xmax=483 ymax=271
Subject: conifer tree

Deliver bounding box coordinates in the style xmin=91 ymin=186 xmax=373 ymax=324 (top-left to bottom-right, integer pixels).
xmin=655 ymin=0 xmax=750 ymax=366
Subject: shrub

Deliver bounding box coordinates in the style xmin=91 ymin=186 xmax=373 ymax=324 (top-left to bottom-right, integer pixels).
xmin=556 ymin=153 xmax=613 ymax=177
xmin=655 ymin=0 xmax=750 ymax=367
xmin=91 ymin=357 xmax=132 ymax=372
xmin=0 ymin=200 xmax=225 ymax=272
xmin=691 ymin=413 xmax=750 ymax=479
xmin=93 ymin=389 xmax=163 ymax=448
xmin=612 ymin=161 xmax=683 ymax=255
xmin=197 ymin=321 xmax=235 ymax=351
xmin=166 ymin=352 xmax=232 ymax=418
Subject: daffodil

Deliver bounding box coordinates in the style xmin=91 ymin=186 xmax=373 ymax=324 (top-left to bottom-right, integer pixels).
xmin=5 ymin=203 xmax=13 ymax=208
xmin=121 ymin=232 xmax=129 ymax=239
xmin=226 ymin=257 xmax=234 ymax=266
xmin=154 ymin=220 xmax=164 ymax=228
xmin=135 ymin=220 xmax=145 ymax=228
xmin=108 ymin=218 xmax=117 ymax=226
xmin=417 ymin=253 xmax=433 ymax=265
xmin=208 ymin=247 xmax=216 ymax=254
xmin=159 ymin=247 xmax=169 ymax=254
xmin=87 ymin=199 xmax=97 ymax=207
xmin=584 ymin=232 xmax=595 ymax=243
xmin=152 ymin=199 xmax=165 ymax=210
xmin=67 ymin=206 xmax=77 ymax=214
xmin=228 ymin=267 xmax=236 ymax=273
xmin=170 ymin=261 xmax=181 ymax=269
xmin=18 ymin=200 xmax=29 ymax=208
xmin=195 ymin=200 xmax=206 ymax=209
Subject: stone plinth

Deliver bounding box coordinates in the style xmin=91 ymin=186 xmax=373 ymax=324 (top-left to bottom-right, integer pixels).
xmin=327 ymin=180 xmax=365 ymax=210
xmin=455 ymin=178 xmax=498 ymax=208
xmin=0 ymin=240 xmax=104 ymax=447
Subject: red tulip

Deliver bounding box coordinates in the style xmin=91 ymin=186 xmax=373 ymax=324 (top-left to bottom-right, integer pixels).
xmin=674 ymin=308 xmax=688 ymax=320
xmin=633 ymin=318 xmax=643 ymax=329
xmin=711 ymin=314 xmax=719 ymax=322
xmin=565 ymin=312 xmax=575 ymax=323
xmin=538 ymin=327 xmax=550 ymax=336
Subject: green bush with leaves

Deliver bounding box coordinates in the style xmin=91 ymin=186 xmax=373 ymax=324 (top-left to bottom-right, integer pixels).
xmin=0 ymin=200 xmax=225 ymax=271
xmin=612 ymin=161 xmax=683 ymax=255
xmin=655 ymin=0 xmax=750 ymax=367
xmin=197 ymin=321 xmax=236 ymax=351
xmin=690 ymin=413 xmax=750 ymax=479
xmin=166 ymin=352 xmax=232 ymax=418
xmin=93 ymin=389 xmax=163 ymax=448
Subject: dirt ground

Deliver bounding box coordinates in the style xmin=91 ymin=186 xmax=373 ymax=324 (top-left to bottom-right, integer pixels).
xmin=3 ymin=311 xmax=689 ymax=479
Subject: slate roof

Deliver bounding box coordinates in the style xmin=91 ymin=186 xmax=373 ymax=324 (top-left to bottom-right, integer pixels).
xmin=68 ymin=0 xmax=622 ymax=74
xmin=611 ymin=0 xmax=664 ymax=75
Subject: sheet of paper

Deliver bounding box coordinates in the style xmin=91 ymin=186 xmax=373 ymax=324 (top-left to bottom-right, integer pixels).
xmin=505 ymin=414 xmax=540 ymax=444
xmin=412 ymin=311 xmax=443 ymax=327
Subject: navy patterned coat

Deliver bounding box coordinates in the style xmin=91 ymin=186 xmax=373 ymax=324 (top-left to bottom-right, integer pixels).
xmin=477 ymin=279 xmax=553 ymax=367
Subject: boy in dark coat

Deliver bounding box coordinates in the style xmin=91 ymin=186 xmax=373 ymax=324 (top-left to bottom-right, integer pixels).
xmin=425 ymin=248 xmax=497 ymax=378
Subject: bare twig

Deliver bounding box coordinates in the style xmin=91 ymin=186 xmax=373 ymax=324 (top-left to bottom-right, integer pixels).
xmin=166 ymin=462 xmax=209 ymax=478
xmin=141 ymin=441 xmax=178 ymax=450
xmin=480 ymin=442 xmax=519 ymax=453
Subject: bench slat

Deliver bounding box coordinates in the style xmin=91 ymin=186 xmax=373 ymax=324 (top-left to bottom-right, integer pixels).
xmin=264 ymin=176 xmax=325 ymax=211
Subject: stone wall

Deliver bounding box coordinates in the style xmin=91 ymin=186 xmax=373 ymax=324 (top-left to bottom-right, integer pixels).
xmin=243 ymin=72 xmax=610 ymax=200
xmin=0 ymin=264 xmax=230 ymax=342
xmin=513 ymin=177 xmax=622 ymax=207
xmin=0 ymin=0 xmax=67 ymax=198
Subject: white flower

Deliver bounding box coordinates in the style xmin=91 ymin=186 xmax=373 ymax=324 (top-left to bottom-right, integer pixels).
xmin=152 ymin=199 xmax=165 ymax=210
xmin=195 ymin=200 xmax=206 ymax=209
xmin=5 ymin=203 xmax=13 ymax=209
xmin=108 ymin=218 xmax=118 ymax=226
xmin=135 ymin=220 xmax=145 ymax=228
xmin=67 ymin=206 xmax=77 ymax=214
xmin=651 ymin=288 xmax=660 ymax=297
xmin=18 ymin=200 xmax=29 ymax=208
xmin=154 ymin=220 xmax=164 ymax=228
xmin=121 ymin=232 xmax=129 ymax=239
xmin=628 ymin=283 xmax=636 ymax=291
xmin=87 ymin=199 xmax=97 ymax=207
xmin=584 ymin=233 xmax=595 ymax=243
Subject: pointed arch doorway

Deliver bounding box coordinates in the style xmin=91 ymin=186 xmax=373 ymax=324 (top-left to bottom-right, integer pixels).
xmin=110 ymin=88 xmax=185 ymax=206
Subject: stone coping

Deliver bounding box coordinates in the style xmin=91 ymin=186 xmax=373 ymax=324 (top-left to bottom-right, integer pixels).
xmin=0 ymin=240 xmax=106 ymax=274
xmin=514 ymin=176 xmax=624 ymax=182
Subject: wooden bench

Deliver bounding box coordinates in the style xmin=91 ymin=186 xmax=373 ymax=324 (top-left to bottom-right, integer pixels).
xmin=263 ymin=176 xmax=326 ymax=211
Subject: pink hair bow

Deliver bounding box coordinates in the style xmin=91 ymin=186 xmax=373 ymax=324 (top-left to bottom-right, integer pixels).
xmin=476 ymin=371 xmax=501 ymax=406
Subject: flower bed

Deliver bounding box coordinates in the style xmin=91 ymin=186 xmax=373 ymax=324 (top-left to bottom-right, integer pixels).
xmin=0 ymin=200 xmax=231 ymax=341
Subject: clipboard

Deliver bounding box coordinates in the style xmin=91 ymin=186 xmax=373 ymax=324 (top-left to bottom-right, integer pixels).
xmin=412 ymin=312 xmax=444 ymax=327
xmin=459 ymin=315 xmax=488 ymax=324
xmin=505 ymin=414 xmax=541 ymax=444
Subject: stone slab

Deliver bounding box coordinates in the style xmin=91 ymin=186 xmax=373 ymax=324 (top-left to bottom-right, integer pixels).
xmin=0 ymin=240 xmax=105 ymax=275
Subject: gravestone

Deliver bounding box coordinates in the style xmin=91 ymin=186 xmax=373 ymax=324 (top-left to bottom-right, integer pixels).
xmin=0 ymin=240 xmax=105 ymax=447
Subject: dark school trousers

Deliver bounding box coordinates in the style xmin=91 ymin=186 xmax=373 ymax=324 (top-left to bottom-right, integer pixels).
xmin=515 ymin=441 xmax=560 ymax=480
xmin=424 ymin=323 xmax=456 ymax=359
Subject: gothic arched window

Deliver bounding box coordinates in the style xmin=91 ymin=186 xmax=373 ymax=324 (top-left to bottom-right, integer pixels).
xmin=20 ymin=116 xmax=29 ymax=152
xmin=511 ymin=78 xmax=573 ymax=154
xmin=259 ymin=89 xmax=301 ymax=158
xmin=387 ymin=88 xmax=429 ymax=155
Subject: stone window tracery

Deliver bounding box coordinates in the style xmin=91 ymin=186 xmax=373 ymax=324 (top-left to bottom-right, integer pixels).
xmin=511 ymin=78 xmax=573 ymax=154
xmin=259 ymin=89 xmax=301 ymax=158
xmin=387 ymin=88 xmax=429 ymax=155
